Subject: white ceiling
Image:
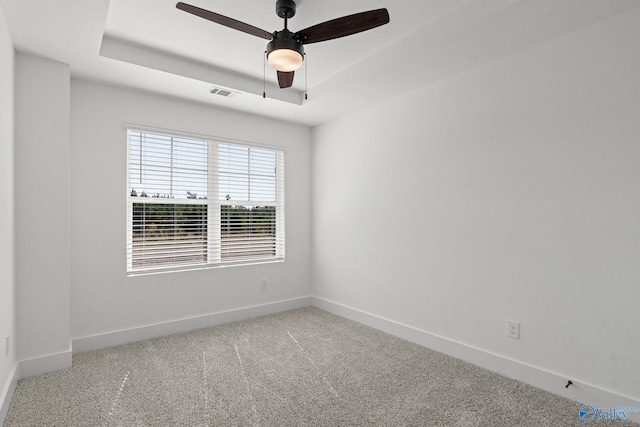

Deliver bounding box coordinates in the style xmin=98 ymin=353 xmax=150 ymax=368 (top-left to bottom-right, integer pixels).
xmin=2 ymin=0 xmax=639 ymax=126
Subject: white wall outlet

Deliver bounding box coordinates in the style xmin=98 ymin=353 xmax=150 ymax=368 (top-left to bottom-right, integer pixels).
xmin=260 ymin=279 xmax=268 ymax=291
xmin=5 ymin=335 xmax=9 ymax=357
xmin=507 ymin=320 xmax=520 ymax=339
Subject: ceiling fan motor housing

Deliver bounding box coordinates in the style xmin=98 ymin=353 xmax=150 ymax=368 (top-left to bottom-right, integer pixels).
xmin=266 ymin=29 xmax=304 ymax=59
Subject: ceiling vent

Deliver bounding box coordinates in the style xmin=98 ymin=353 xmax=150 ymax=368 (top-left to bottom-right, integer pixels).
xmin=210 ymin=86 xmax=240 ymax=98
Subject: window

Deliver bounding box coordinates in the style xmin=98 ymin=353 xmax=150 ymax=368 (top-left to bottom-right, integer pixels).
xmin=126 ymin=129 xmax=284 ymax=274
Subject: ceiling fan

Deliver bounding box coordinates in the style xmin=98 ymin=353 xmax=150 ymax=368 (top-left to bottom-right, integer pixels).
xmin=176 ymin=1 xmax=390 ymax=89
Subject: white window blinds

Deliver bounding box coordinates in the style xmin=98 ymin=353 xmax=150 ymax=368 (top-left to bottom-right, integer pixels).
xmin=127 ymin=129 xmax=284 ymax=274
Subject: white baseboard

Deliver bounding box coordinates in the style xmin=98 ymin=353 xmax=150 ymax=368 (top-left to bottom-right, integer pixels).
xmin=311 ymin=296 xmax=640 ymax=423
xmin=0 ymin=363 xmax=20 ymax=426
xmin=19 ymin=348 xmax=73 ymax=379
xmin=73 ymin=296 xmax=312 ymax=354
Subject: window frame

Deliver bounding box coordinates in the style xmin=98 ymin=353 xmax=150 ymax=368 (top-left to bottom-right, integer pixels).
xmin=125 ymin=125 xmax=285 ymax=276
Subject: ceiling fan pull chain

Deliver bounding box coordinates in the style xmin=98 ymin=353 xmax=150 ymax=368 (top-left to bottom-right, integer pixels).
xmin=263 ymin=50 xmax=267 ymax=99
xmin=304 ymin=53 xmax=308 ymax=101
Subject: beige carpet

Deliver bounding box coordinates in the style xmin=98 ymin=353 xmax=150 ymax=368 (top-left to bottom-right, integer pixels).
xmin=4 ymin=307 xmax=634 ymax=426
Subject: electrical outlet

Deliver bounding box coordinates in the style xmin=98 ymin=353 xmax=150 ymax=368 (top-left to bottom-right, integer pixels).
xmin=260 ymin=279 xmax=268 ymax=291
xmin=5 ymin=335 xmax=9 ymax=357
xmin=507 ymin=320 xmax=520 ymax=339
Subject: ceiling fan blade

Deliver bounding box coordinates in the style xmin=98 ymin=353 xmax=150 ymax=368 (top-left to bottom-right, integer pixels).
xmin=176 ymin=2 xmax=273 ymax=40
xmin=297 ymin=8 xmax=389 ymax=45
xmin=277 ymin=71 xmax=295 ymax=88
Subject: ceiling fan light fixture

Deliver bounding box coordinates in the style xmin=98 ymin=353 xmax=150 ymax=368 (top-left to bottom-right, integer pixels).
xmin=266 ymin=29 xmax=304 ymax=72
xmin=268 ymin=48 xmax=303 ymax=71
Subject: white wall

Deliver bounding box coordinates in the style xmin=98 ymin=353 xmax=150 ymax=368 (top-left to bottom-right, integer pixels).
xmin=14 ymin=54 xmax=72 ymax=374
xmin=0 ymin=2 xmax=17 ymax=421
xmin=70 ymin=80 xmax=311 ymax=342
xmin=312 ymin=7 xmax=640 ymax=404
